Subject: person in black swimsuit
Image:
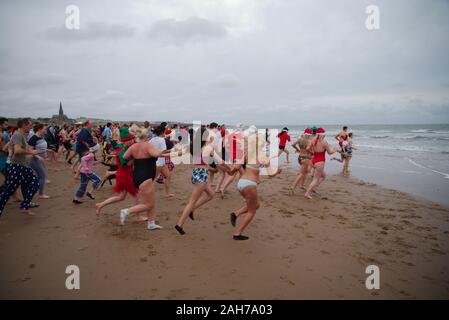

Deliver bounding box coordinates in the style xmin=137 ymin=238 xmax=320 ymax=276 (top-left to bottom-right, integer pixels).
xmin=133 ymin=158 xmax=157 ymax=188
xmin=120 ymin=138 xmax=182 ymax=230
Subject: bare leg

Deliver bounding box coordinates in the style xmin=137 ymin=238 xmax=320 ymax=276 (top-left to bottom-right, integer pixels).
xmin=214 ymin=168 xmax=226 ymax=193
xmin=192 ymin=184 xmax=214 ymax=210
xmin=161 ymin=165 xmax=173 ymax=197
xmin=176 ymin=184 xmax=207 ymax=228
xmin=305 ymin=164 xmax=325 ymax=199
xmin=219 ymin=166 xmax=243 ymax=198
xmin=96 ymin=191 xmax=126 ymax=215
xmin=234 ymin=186 xmax=259 ymax=236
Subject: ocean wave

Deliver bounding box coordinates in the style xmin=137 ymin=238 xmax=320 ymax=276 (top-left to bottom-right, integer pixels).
xmin=410 ymin=129 xmax=431 ymax=133
xmin=357 ymin=143 xmax=431 ymax=153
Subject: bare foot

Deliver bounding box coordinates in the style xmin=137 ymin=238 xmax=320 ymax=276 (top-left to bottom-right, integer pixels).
xmin=304 ymin=193 xmax=313 ymax=199
xmin=95 ymin=203 xmax=103 ymax=216
xmin=135 ymin=216 xmax=148 ymax=222
xmin=220 ymin=190 xmax=225 ymax=199
xmin=38 ymin=195 xmax=51 ymax=199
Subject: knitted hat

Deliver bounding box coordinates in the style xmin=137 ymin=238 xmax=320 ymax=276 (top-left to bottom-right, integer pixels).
xmin=311 ymin=126 xmax=317 ymax=134
xmin=282 ymin=127 xmax=289 ymax=132
xmin=119 ymin=127 xmax=134 ymax=142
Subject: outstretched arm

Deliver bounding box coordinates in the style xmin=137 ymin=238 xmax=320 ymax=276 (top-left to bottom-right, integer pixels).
xmin=325 ymin=140 xmax=340 ymax=155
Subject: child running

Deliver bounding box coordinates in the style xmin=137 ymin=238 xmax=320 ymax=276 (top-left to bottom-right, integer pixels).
xmin=72 ymin=144 xmax=102 ymax=204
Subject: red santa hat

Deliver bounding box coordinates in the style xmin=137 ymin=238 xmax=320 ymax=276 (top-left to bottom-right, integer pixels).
xmin=316 ymin=127 xmax=326 ymax=136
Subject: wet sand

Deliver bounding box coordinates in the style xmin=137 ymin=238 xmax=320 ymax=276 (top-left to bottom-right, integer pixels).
xmin=0 ymin=160 xmax=448 ymax=299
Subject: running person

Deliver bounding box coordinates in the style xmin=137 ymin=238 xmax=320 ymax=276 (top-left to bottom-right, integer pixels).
xmin=289 ymin=128 xmax=314 ymax=194
xmin=174 ymin=126 xmax=231 ymax=235
xmin=95 ymin=128 xmax=140 ymax=216
xmin=72 ymin=144 xmax=102 ymax=204
xmin=120 ymin=134 xmax=178 ymax=230
xmin=150 ymin=126 xmax=174 ymax=198
xmin=277 ymin=127 xmax=291 ymax=163
xmin=332 ymin=131 xmax=355 ymax=175
xmin=229 ymin=128 xmax=282 ymax=240
xmin=28 ymin=123 xmax=51 ymax=199
xmin=304 ymin=128 xmax=340 ymax=199
xmin=0 ymin=118 xmax=40 ymax=217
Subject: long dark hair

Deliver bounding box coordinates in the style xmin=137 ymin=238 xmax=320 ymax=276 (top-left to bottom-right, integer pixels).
xmin=190 ymin=126 xmax=209 ymax=156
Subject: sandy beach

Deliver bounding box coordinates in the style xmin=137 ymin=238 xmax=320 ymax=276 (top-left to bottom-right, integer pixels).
xmin=0 ymin=160 xmax=448 ymax=300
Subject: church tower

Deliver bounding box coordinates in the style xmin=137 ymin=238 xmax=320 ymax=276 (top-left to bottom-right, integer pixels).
xmin=59 ymin=102 xmax=64 ymax=117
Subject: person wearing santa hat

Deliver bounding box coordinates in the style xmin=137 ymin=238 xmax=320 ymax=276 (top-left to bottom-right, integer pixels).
xmin=95 ymin=127 xmax=142 ymax=217
xmin=290 ymin=128 xmax=314 ymax=194
xmin=276 ymin=127 xmax=291 ymax=163
xmin=304 ymin=127 xmax=341 ymax=199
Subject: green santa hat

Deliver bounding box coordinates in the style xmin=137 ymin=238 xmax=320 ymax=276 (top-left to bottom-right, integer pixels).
xmin=119 ymin=127 xmax=134 ymax=142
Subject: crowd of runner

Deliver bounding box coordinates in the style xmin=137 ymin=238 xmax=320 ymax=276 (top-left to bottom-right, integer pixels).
xmin=0 ymin=116 xmax=354 ymax=240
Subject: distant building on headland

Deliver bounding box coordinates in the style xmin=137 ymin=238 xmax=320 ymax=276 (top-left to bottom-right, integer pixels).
xmin=52 ymin=102 xmax=70 ymax=123
xmin=37 ymin=102 xmax=73 ymax=125
xmin=36 ymin=102 xmax=111 ymax=126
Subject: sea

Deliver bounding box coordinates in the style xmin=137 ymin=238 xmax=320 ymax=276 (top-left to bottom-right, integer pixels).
xmin=264 ymin=124 xmax=449 ymax=206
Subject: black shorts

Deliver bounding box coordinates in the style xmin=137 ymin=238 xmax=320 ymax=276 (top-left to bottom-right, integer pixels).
xmin=63 ymin=141 xmax=72 ymax=150
xmin=48 ymin=144 xmax=59 ymax=152
xmin=279 ymin=146 xmax=285 ymax=150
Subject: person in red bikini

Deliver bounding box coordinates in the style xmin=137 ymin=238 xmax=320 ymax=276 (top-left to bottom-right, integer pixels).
xmin=304 ymin=127 xmax=341 ymax=199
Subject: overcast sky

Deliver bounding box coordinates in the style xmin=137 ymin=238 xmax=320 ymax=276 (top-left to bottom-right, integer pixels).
xmin=0 ymin=0 xmax=448 ymax=125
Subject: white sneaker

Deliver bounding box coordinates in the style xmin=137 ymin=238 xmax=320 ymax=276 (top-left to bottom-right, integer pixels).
xmin=147 ymin=221 xmax=163 ymax=230
xmin=120 ymin=208 xmax=129 ymax=225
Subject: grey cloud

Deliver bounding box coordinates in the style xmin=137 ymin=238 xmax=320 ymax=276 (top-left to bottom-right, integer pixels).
xmin=211 ymin=74 xmax=241 ymax=89
xmin=45 ymin=22 xmax=135 ymax=41
xmin=148 ymin=17 xmax=227 ymax=44
xmin=0 ymin=72 xmax=68 ymax=90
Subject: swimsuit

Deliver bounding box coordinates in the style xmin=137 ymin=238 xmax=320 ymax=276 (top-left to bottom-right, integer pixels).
xmin=191 ymin=168 xmax=209 ymax=184
xmin=237 ymin=178 xmax=257 ymax=191
xmin=312 ymin=151 xmax=326 ymax=165
xmin=133 ymin=158 xmax=157 ymax=188
xmin=298 ymin=155 xmax=312 ymax=164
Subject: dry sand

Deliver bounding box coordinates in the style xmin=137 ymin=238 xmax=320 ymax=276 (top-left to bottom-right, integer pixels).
xmin=0 ymin=160 xmax=448 ymax=299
